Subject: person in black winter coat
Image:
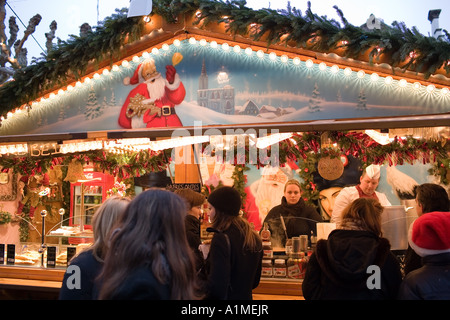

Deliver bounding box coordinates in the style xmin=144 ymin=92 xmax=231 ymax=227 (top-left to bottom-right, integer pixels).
xmin=403 ymin=183 xmax=450 ymax=275
xmin=262 ymin=179 xmax=323 ymax=247
xmin=398 ymin=211 xmax=450 ymax=300
xmin=303 ymin=198 xmax=402 ymax=300
xmin=174 ymin=188 xmax=206 ymax=268
xmin=59 ymin=196 xmax=130 ymax=300
xmin=204 ymin=186 xmax=263 ymax=300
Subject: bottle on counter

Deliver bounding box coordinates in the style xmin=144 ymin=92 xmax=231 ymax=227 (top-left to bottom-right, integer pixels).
xmin=261 ymin=222 xmax=271 ymax=241
xmin=298 ymin=252 xmax=308 ymax=279
xmin=285 ymin=238 xmax=293 ymax=255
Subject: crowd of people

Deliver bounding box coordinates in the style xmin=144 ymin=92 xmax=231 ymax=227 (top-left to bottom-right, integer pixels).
xmin=59 ymin=169 xmax=450 ymax=300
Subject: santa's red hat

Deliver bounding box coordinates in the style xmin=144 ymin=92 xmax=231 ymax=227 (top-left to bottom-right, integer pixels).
xmin=408 ymin=211 xmax=450 ymax=257
xmin=123 ymin=58 xmax=160 ymax=85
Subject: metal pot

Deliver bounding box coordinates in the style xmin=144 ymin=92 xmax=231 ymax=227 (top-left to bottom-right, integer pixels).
xmin=381 ymin=205 xmax=418 ymax=251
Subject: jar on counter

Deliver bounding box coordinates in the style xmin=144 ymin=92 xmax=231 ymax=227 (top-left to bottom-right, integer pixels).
xmin=273 ymin=259 xmax=287 ymax=278
xmin=262 ymin=241 xmax=273 ymax=258
xmin=261 ymin=259 xmax=273 ymax=278
xmin=287 ymin=253 xmax=301 ymax=279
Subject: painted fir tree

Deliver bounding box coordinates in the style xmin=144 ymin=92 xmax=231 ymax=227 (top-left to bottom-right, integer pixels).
xmin=357 ymin=89 xmax=368 ymax=110
xmin=85 ymin=86 xmax=101 ymax=120
xmin=308 ymin=83 xmax=321 ymax=112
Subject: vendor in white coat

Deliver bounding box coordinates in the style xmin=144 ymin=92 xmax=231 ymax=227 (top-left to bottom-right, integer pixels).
xmin=331 ymin=164 xmax=391 ymax=227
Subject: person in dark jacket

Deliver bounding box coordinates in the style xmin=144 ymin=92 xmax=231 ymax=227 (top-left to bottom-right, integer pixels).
xmin=262 ymin=179 xmax=323 ymax=247
xmin=303 ymin=198 xmax=402 ymax=300
xmin=398 ymin=211 xmax=450 ymax=300
xmin=59 ymin=196 xmax=130 ymax=300
xmin=97 ymin=189 xmax=200 ymax=300
xmin=205 ymin=186 xmax=263 ymax=300
xmin=174 ymin=188 xmax=207 ymax=291
xmin=403 ymin=183 xmax=450 ymax=275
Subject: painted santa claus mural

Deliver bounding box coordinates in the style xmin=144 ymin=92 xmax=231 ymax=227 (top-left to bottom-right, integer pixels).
xmin=119 ymin=55 xmax=185 ymax=128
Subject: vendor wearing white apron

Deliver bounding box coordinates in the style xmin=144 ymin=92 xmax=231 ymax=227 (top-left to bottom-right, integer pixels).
xmin=331 ymin=164 xmax=391 ymax=227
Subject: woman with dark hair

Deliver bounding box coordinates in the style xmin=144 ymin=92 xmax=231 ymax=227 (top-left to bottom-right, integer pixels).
xmin=303 ymin=198 xmax=402 ymax=300
xmin=205 ymin=186 xmax=263 ymax=300
xmin=97 ymin=189 xmax=199 ymax=300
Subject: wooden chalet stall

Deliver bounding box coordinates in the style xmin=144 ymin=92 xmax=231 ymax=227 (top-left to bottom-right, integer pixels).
xmin=0 ymin=0 xmax=449 ymax=299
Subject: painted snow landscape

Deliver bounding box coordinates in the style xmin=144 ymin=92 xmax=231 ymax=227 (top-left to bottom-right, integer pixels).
xmin=0 ymin=39 xmax=446 ymax=136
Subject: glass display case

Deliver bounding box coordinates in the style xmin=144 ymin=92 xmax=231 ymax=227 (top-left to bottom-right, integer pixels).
xmin=69 ymin=171 xmax=114 ymax=231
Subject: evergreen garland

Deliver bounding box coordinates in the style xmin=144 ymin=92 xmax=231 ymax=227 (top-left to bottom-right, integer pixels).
xmin=0 ymin=0 xmax=450 ymax=118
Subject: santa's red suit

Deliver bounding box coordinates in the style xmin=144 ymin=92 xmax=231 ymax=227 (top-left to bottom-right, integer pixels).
xmin=119 ymin=64 xmax=185 ymax=129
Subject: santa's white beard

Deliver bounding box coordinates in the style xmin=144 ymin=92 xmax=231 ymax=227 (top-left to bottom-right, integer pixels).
xmin=251 ymin=180 xmax=285 ymax=222
xmin=146 ymin=76 xmax=166 ymax=100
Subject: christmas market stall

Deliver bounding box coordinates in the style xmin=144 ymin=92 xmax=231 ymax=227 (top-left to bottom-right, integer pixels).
xmin=0 ymin=0 xmax=449 ymax=299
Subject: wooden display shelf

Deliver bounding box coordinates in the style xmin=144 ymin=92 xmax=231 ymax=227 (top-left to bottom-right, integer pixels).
xmin=253 ymin=278 xmax=303 ymax=297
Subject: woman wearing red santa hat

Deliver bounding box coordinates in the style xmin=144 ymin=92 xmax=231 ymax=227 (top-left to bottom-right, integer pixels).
xmin=118 ymin=58 xmax=186 ymax=129
xmin=398 ymin=211 xmax=450 ymax=300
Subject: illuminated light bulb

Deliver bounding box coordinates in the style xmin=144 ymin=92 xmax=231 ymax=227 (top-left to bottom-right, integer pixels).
xmin=93 ymin=73 xmax=100 ymax=79
xmin=306 ymin=59 xmax=314 ymax=68
xmin=142 ymin=51 xmax=150 ymax=59
xmin=319 ymin=62 xmax=327 ymax=70
xmin=84 ymin=77 xmax=91 ymax=84
xmin=132 ymin=56 xmax=140 ymax=63
xmin=245 ymin=47 xmax=253 ymax=56
xmin=427 ymin=84 xmax=435 ymax=93
xmin=269 ymin=52 xmax=277 ymax=61
xmin=210 ymin=41 xmax=218 ymax=48
xmin=151 ymin=48 xmax=159 ymax=55
xmin=385 ymin=76 xmax=393 ymax=85
xmin=399 ymin=79 xmax=407 ymax=87
xmin=122 ymin=60 xmax=130 ymax=67
xmin=189 ymin=37 xmax=197 ymax=45
xmin=7 ymin=112 xmax=12 ymax=118
xmin=162 ymin=43 xmax=170 ymax=51
xmin=58 ymin=89 xmax=64 ymax=95
xmin=344 ymin=67 xmax=352 ymax=76
xmin=233 ymin=45 xmax=241 ymax=53
xmin=441 ymin=87 xmax=450 ymax=95
xmin=293 ymin=57 xmax=301 ymax=65
xmin=67 ymin=85 xmax=74 ymax=91
xmin=173 ymin=39 xmax=181 ymax=47
xmin=49 ymin=93 xmax=56 ymax=99
xmin=103 ymin=69 xmax=110 ymax=76
xmin=256 ymin=50 xmax=264 ymax=58
xmin=112 ymin=65 xmax=120 ymax=72
xmin=357 ymin=70 xmax=365 ymax=79
xmin=222 ymin=43 xmax=230 ymax=51
xmin=331 ymin=65 xmax=339 ymax=74
xmin=370 ymin=73 xmax=379 ymax=82
xmin=280 ymin=55 xmax=288 ymax=63
xmin=413 ymin=82 xmax=421 ymax=90
xmin=200 ymin=39 xmax=207 ymax=46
